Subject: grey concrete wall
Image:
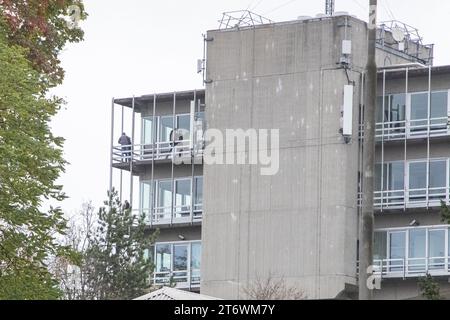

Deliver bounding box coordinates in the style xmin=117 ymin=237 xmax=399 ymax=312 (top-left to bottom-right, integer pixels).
xmin=201 ymin=16 xmax=372 ymax=300
xmin=153 ymin=226 xmax=202 ymax=243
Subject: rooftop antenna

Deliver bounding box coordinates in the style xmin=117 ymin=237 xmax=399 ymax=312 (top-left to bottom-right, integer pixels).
xmin=325 ymin=0 xmax=335 ymax=15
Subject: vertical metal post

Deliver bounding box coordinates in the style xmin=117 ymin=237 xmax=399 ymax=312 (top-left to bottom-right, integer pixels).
xmin=404 ymin=68 xmax=409 ymax=211
xmin=130 ymin=96 xmax=136 ymax=206
xmin=171 ymin=92 xmax=176 ymax=226
xmin=109 ymin=98 xmax=115 ymax=192
xmin=426 ymin=66 xmax=432 ymax=208
xmin=120 ymin=105 xmax=124 ymax=202
xmin=359 ymin=0 xmax=378 ymax=301
xmin=380 ymin=70 xmax=386 ymax=211
xmin=191 ymin=90 xmax=196 ymax=224
xmin=150 ymin=94 xmax=157 ymax=228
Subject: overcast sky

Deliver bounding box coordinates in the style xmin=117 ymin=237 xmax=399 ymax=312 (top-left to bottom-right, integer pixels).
xmin=50 ymin=0 xmax=450 ymax=216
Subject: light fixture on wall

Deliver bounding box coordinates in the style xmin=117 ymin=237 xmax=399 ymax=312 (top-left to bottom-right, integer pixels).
xmin=409 ymin=220 xmax=420 ymax=227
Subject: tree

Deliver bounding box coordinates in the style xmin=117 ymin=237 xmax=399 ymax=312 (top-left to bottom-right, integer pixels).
xmin=441 ymin=201 xmax=450 ymax=224
xmin=0 ymin=24 xmax=70 ymax=300
xmin=0 ymin=1 xmax=86 ymax=299
xmin=49 ymin=202 xmax=96 ymax=300
xmin=0 ymin=0 xmax=87 ymax=87
xmin=82 ymin=190 xmax=158 ymax=300
xmin=419 ymin=273 xmax=441 ymax=300
xmin=242 ymin=273 xmax=306 ymax=300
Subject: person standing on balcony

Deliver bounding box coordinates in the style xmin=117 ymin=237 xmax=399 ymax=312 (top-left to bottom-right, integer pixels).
xmin=118 ymin=132 xmax=132 ymax=162
xmin=167 ymin=129 xmax=183 ymax=159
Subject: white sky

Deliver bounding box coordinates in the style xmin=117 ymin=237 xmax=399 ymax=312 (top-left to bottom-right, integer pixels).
xmin=50 ymin=0 xmax=450 ymax=216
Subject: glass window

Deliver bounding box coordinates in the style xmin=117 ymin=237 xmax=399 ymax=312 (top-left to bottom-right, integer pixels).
xmin=390 ymin=94 xmax=406 ymax=122
xmin=191 ymin=243 xmax=201 ymax=270
xmin=177 ymin=115 xmax=190 ymax=132
xmin=429 ymin=230 xmax=445 ymax=258
xmin=409 ymin=229 xmax=426 ymax=258
xmin=176 ymin=114 xmax=190 ymax=143
xmin=155 ymin=244 xmax=171 ymax=273
xmin=194 ymin=177 xmax=203 ymax=207
xmin=429 ymin=229 xmax=446 ymax=270
xmin=374 ymin=231 xmax=387 ymax=260
xmin=142 ymin=118 xmax=155 ymax=145
xmin=389 ymin=232 xmax=406 ymax=271
xmin=409 ymin=162 xmax=427 ymax=202
xmin=160 ymin=116 xmax=174 ymax=142
xmin=431 ymin=91 xmax=448 ymax=120
xmin=174 ymin=179 xmax=191 ymax=215
xmin=410 ymin=93 xmax=428 ymax=120
xmin=410 ymin=93 xmax=428 ymax=133
xmin=140 ymin=181 xmax=153 ymax=212
xmin=408 ymin=229 xmax=427 ymax=272
xmin=448 ymin=228 xmax=450 ymax=256
xmin=173 ymin=245 xmax=188 ymax=271
xmin=157 ymin=180 xmax=172 ymax=212
xmin=429 ymin=160 xmax=447 ymax=199
xmin=387 ymin=162 xmax=404 ymax=191
xmin=375 ymin=164 xmax=382 ymax=192
xmin=376 ymin=96 xmax=386 ymax=123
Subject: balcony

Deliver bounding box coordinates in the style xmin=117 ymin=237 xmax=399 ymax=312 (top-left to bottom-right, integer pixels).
xmin=372 ymin=257 xmax=450 ymax=279
xmin=112 ymin=140 xmax=203 ymax=168
xmin=360 ymin=90 xmax=450 ymax=142
xmin=153 ymin=241 xmax=201 ymax=290
xmin=358 ymin=158 xmax=450 ymax=211
xmin=376 ymin=117 xmax=450 ymax=141
xmin=112 ymin=111 xmax=206 ymax=170
xmin=139 ymin=176 xmax=203 ymax=227
xmin=373 ymin=187 xmax=450 ymax=211
xmin=372 ymin=226 xmax=450 ymax=279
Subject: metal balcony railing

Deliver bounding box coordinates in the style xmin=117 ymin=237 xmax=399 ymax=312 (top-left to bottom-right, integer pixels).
xmin=134 ymin=204 xmax=203 ymax=227
xmin=372 ymin=257 xmax=450 ymax=279
xmin=358 ymin=187 xmax=450 ymax=210
xmin=112 ymin=140 xmax=204 ymax=165
xmin=153 ymin=269 xmax=201 ymax=289
xmin=359 ymin=117 xmax=450 ymax=141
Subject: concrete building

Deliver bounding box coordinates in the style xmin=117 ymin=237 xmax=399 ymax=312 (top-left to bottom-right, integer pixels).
xmin=110 ymin=12 xmax=450 ymax=300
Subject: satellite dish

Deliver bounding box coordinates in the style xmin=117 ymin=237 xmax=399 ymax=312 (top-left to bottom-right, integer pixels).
xmin=392 ymin=27 xmax=405 ymax=42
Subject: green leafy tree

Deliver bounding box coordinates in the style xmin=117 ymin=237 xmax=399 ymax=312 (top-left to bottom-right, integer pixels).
xmin=441 ymin=201 xmax=450 ymax=224
xmin=419 ymin=273 xmax=441 ymax=300
xmin=0 ymin=0 xmax=86 ymax=300
xmin=0 ymin=25 xmax=70 ymax=300
xmin=83 ymin=190 xmax=158 ymax=300
xmin=0 ymin=0 xmax=87 ymax=87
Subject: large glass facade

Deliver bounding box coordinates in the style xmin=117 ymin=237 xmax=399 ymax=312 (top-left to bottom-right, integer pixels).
xmin=154 ymin=242 xmax=201 ymax=287
xmin=374 ymin=226 xmax=450 ymax=277
xmin=140 ymin=176 xmax=203 ymax=224
xmin=375 ymin=90 xmax=449 ymax=139
xmin=374 ymin=158 xmax=449 ymax=208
